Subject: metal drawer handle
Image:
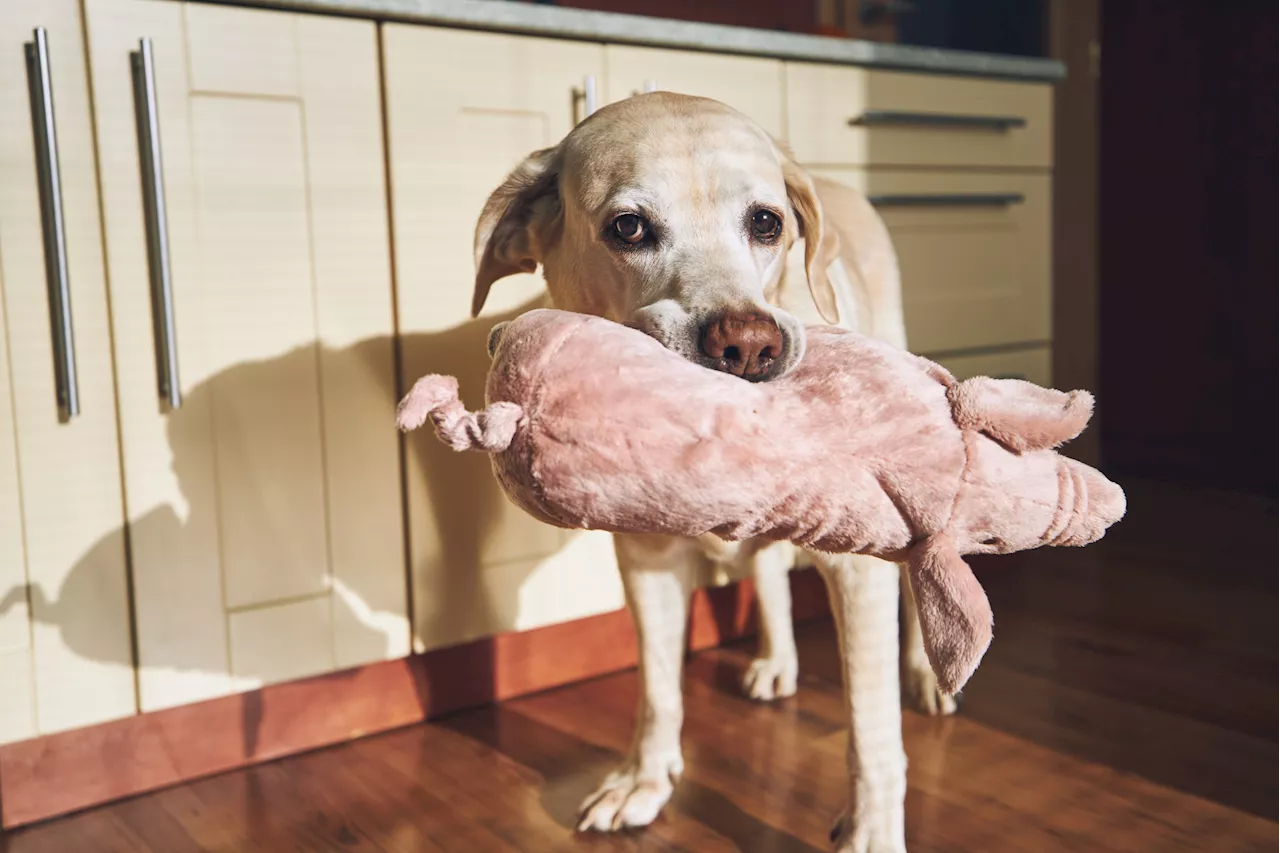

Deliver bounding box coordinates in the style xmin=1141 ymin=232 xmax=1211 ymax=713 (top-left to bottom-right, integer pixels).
xmin=850 ymin=109 xmax=1026 ymax=131
xmin=867 ymin=193 xmax=1026 ymax=208
xmin=130 ymin=38 xmax=181 ymax=411
xmin=25 ymin=27 xmax=79 ymax=422
xmin=573 ymin=75 xmax=597 ymax=122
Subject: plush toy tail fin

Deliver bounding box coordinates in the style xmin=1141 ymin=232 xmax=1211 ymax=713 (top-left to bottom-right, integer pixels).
xmin=396 ymin=374 xmax=522 ymax=453
xmin=949 ymin=376 xmax=1093 ymax=453
xmin=906 ymin=532 xmax=994 ymax=695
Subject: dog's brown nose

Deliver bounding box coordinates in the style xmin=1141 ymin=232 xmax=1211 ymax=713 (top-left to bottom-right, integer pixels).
xmin=699 ymin=311 xmax=784 ymax=380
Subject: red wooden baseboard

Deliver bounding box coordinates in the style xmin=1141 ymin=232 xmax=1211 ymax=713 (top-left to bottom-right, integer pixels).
xmin=0 ymin=568 xmax=829 ymax=830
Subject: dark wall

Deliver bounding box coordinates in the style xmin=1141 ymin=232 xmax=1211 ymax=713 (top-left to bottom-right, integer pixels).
xmin=1099 ymin=0 xmax=1278 ymax=495
xmin=896 ymin=0 xmax=1047 ymax=57
xmin=551 ymin=0 xmax=1046 ymax=50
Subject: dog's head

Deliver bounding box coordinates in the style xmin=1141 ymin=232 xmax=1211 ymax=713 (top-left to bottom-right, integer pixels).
xmin=471 ymin=92 xmax=839 ymax=381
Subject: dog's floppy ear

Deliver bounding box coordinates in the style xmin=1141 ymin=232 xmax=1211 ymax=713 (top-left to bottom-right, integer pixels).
xmin=473 ymin=147 xmax=562 ymax=318
xmin=781 ymin=155 xmax=841 ymax=325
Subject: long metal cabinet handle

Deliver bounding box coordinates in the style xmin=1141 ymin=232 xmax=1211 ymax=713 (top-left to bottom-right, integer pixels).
xmin=631 ymin=80 xmax=658 ymax=99
xmin=849 ymin=110 xmax=1026 ymax=131
xmin=24 ymin=27 xmax=79 ymax=421
xmin=867 ymin=193 xmax=1026 ymax=208
xmin=130 ymin=38 xmax=181 ymax=411
xmin=574 ymin=75 xmax=597 ymax=122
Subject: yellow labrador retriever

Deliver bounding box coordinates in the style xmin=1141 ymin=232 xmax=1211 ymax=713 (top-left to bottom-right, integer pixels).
xmin=472 ymin=92 xmax=952 ymax=852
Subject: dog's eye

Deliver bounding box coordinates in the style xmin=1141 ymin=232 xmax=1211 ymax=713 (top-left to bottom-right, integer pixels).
xmin=611 ymin=213 xmax=649 ymax=246
xmin=750 ymin=209 xmax=782 ymax=242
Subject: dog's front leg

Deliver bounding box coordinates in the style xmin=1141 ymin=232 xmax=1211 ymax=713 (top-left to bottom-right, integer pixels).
xmin=816 ymin=553 xmax=908 ymax=853
xmin=744 ymin=541 xmax=800 ymax=701
xmin=577 ymin=532 xmax=698 ymax=832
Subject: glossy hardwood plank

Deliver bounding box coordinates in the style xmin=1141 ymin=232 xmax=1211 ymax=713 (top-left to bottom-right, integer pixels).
xmin=2 ymin=481 xmax=1274 ymax=852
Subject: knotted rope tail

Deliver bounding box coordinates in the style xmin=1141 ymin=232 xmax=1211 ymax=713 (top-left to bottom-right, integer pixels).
xmin=395 ymin=374 xmax=523 ymax=453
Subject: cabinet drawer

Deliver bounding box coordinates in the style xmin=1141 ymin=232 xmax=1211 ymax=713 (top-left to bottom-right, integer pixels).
xmin=935 ymin=347 xmax=1052 ymax=388
xmin=604 ymin=46 xmax=785 ymax=139
xmin=811 ymin=169 xmax=1050 ymax=354
xmin=787 ymin=64 xmax=1052 ymax=168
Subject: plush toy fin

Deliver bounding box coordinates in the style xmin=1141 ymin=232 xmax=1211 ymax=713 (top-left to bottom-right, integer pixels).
xmin=906 ymin=532 xmax=994 ymax=695
xmin=396 ymin=374 xmax=523 ymax=453
xmin=948 ymin=376 xmax=1094 ymax=453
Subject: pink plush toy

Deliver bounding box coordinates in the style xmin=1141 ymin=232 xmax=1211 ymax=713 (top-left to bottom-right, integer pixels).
xmin=397 ymin=308 xmax=1125 ymax=693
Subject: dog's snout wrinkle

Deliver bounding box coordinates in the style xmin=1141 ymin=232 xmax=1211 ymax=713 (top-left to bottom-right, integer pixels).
xmin=699 ymin=311 xmax=784 ymax=381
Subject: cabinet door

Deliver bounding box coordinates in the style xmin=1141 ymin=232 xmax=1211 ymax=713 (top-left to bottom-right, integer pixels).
xmin=0 ymin=298 xmax=32 ymax=744
xmin=603 ymin=46 xmax=786 ymax=139
xmin=936 ymin=347 xmax=1052 ymax=388
xmin=787 ymin=64 xmax=1052 ymax=169
xmin=0 ymin=0 xmax=135 ymax=742
xmin=809 ymin=168 xmax=1051 ymax=356
xmin=383 ymin=24 xmax=623 ymax=652
xmin=85 ymin=0 xmax=406 ymax=711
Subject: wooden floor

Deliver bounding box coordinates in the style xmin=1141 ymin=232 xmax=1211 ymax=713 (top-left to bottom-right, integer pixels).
xmin=3 ymin=480 xmax=1276 ymax=853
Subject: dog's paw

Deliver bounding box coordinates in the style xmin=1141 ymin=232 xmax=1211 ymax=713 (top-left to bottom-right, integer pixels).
xmin=576 ymin=753 xmax=683 ymax=832
xmin=743 ymin=653 xmax=799 ymax=701
xmin=829 ymin=805 xmax=907 ymax=853
xmin=900 ymin=656 xmax=958 ymax=716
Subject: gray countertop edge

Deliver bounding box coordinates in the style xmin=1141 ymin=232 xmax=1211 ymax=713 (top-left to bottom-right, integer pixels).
xmin=202 ymin=0 xmax=1066 ymax=82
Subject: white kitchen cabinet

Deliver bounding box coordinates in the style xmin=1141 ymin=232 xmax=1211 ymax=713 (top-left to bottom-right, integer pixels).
xmin=809 ymin=167 xmax=1052 ymax=356
xmin=0 ymin=0 xmax=136 ymax=742
xmin=937 ymin=347 xmax=1052 ymax=388
xmin=603 ymin=45 xmax=786 ymax=139
xmin=84 ymin=0 xmax=407 ymax=711
xmin=382 ymin=24 xmax=623 ymax=652
xmin=787 ymin=63 xmax=1053 ymax=169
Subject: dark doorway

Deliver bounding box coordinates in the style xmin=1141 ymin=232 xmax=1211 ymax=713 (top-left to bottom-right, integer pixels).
xmin=1098 ymin=0 xmax=1278 ymax=495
